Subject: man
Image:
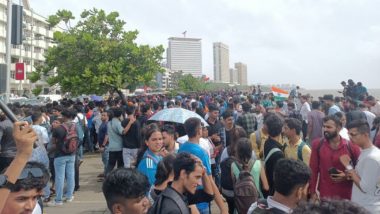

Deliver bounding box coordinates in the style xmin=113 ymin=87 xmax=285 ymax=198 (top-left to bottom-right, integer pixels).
xmin=299 ymin=95 xmax=311 ymax=141
xmin=340 ymin=120 xmax=380 ymax=213
xmin=178 ymin=117 xmax=227 ymax=214
xmin=97 ymin=111 xmax=110 ymax=181
xmin=103 ymin=168 xmax=150 ymax=214
xmin=121 ymin=105 xmax=141 ymax=168
xmin=48 ymin=109 xmax=81 ymax=206
xmin=248 ymin=159 xmax=311 ymax=214
xmin=309 ymin=115 xmax=361 ymax=201
xmin=307 ymin=101 xmax=325 ymax=142
xmin=161 ymin=125 xmax=179 ymax=154
xmin=1 ymin=161 xmax=49 ymax=214
xmin=0 ymin=108 xmax=18 ymax=172
xmin=323 ymin=94 xmax=341 ymax=116
xmin=263 ymin=113 xmax=285 ymax=195
xmin=149 ymin=152 xmax=214 ymax=214
xmin=292 ymin=199 xmax=370 ymax=214
xmin=223 ymin=110 xmax=236 ymax=148
xmin=283 ymin=118 xmax=311 ymax=165
xmin=367 ymin=96 xmax=380 ymax=117
xmin=236 ymin=102 xmax=257 ymax=136
xmin=345 ymin=100 xmax=366 ymax=126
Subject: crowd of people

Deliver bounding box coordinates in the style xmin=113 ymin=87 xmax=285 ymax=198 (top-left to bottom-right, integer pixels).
xmin=1 ymin=85 xmax=380 ymax=214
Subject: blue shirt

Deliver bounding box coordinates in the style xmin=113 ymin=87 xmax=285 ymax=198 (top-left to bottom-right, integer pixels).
xmin=328 ymin=105 xmax=341 ymax=116
xmin=178 ymin=142 xmax=212 ymax=176
xmin=98 ymin=122 xmax=108 ymax=147
xmin=137 ymin=149 xmax=162 ymax=186
xmin=107 ymin=118 xmax=124 ymax=152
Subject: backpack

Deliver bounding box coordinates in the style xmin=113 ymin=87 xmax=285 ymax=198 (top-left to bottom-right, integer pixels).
xmin=297 ymin=141 xmax=310 ymax=162
xmin=61 ymin=122 xmax=79 ymax=154
xmin=220 ymin=155 xmax=236 ymax=197
xmin=148 ymin=187 xmax=190 ymax=214
xmin=232 ymin=161 xmax=259 ymax=214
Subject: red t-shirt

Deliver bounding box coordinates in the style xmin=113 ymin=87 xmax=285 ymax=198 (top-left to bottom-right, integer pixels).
xmin=309 ymin=137 xmax=361 ymax=200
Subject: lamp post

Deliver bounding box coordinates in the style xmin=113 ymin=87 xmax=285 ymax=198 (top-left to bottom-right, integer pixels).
xmin=4 ymin=0 xmax=12 ymax=103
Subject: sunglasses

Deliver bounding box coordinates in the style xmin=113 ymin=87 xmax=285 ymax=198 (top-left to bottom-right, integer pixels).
xmin=19 ymin=168 xmax=44 ymax=180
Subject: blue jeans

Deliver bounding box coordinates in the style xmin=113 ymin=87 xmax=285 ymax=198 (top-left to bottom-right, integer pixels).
xmin=54 ymin=155 xmax=75 ymax=202
xmin=102 ymin=146 xmax=109 ymax=174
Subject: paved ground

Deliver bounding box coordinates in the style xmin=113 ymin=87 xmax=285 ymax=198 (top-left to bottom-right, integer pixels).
xmin=44 ymin=153 xmax=220 ymax=214
xmin=44 ymin=153 xmax=109 ymax=214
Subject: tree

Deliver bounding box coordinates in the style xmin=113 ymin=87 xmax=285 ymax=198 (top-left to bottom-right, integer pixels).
xmin=30 ymin=8 xmax=164 ymax=99
xmin=177 ymin=74 xmax=209 ymax=93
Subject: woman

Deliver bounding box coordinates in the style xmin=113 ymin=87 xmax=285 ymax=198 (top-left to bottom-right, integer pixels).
xmin=231 ymin=137 xmax=269 ymax=200
xmin=136 ymin=123 xmax=164 ymax=186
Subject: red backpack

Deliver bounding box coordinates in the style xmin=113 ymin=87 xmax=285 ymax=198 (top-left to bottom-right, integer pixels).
xmin=61 ymin=122 xmax=79 ymax=154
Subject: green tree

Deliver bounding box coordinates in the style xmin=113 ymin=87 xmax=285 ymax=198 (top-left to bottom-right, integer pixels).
xmin=177 ymin=74 xmax=209 ymax=93
xmin=30 ymin=8 xmax=164 ymax=99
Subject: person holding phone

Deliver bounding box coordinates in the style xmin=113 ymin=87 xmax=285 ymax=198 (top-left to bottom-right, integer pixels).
xmin=309 ymin=115 xmax=361 ymax=202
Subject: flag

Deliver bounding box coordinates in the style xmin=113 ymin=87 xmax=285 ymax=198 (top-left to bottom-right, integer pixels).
xmin=182 ymin=31 xmax=187 ymax=37
xmin=15 ymin=63 xmax=24 ymax=80
xmin=271 ymin=86 xmax=289 ymax=101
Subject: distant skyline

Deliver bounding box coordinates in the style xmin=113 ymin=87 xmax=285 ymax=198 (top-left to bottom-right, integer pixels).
xmin=30 ymin=0 xmax=380 ymax=89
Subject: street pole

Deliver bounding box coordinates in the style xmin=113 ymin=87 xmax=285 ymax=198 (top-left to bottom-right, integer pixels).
xmin=5 ymin=0 xmax=12 ymax=103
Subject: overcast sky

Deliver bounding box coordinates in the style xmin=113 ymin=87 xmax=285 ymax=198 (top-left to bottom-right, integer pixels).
xmin=30 ymin=0 xmax=380 ymax=89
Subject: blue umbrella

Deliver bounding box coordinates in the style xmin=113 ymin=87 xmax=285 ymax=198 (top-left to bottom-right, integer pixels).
xmin=148 ymin=108 xmax=209 ymax=126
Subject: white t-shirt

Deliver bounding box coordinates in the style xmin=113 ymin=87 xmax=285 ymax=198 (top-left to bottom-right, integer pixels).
xmin=351 ymin=146 xmax=380 ymax=213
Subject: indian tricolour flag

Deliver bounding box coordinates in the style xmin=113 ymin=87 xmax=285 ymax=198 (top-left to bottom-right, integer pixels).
xmin=271 ymin=86 xmax=289 ymax=101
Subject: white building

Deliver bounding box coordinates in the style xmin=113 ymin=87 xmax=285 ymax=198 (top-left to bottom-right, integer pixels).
xmin=235 ymin=62 xmax=247 ymax=85
xmin=167 ymin=37 xmax=202 ymax=77
xmin=213 ymin=42 xmax=229 ymax=83
xmin=0 ymin=0 xmax=57 ymax=95
xmin=229 ymin=68 xmax=238 ymax=84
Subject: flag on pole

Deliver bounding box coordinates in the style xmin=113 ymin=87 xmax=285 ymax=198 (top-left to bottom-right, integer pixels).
xmin=182 ymin=31 xmax=187 ymax=37
xmin=271 ymin=86 xmax=289 ymax=101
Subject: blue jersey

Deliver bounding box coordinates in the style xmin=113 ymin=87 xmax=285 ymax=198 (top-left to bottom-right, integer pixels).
xmin=137 ymin=149 xmax=162 ymax=186
xmin=178 ymin=142 xmax=212 ymax=175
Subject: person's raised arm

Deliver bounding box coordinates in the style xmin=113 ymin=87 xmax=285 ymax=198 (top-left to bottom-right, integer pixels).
xmin=0 ymin=122 xmax=37 ymax=213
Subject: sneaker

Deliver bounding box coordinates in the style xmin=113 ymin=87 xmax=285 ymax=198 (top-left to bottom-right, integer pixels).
xmin=47 ymin=200 xmax=63 ymax=207
xmin=64 ymin=196 xmax=74 ymax=202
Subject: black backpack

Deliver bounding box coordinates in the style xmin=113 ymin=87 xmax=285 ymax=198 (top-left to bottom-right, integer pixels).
xmin=220 ymin=155 xmax=236 ymax=193
xmin=251 ymin=199 xmax=287 ymax=214
xmin=148 ymin=187 xmax=190 ymax=214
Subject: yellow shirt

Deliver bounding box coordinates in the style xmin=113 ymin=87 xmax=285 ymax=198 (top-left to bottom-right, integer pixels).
xmin=250 ymin=129 xmax=287 ymax=160
xmin=284 ymin=138 xmax=311 ymax=165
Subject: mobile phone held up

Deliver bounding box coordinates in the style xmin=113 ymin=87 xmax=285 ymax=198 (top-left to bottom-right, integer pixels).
xmin=0 ymin=100 xmax=37 ymax=148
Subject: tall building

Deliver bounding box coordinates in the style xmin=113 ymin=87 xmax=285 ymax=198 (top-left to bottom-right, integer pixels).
xmin=167 ymin=37 xmax=202 ymax=77
xmin=0 ymin=0 xmax=58 ymax=96
xmin=229 ymin=68 xmax=238 ymax=84
xmin=235 ymin=62 xmax=248 ymax=85
xmin=213 ymin=42 xmax=229 ymax=83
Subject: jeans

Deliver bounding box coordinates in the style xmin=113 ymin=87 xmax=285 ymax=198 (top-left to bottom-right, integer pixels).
xmin=78 ymin=144 xmax=84 ymax=160
xmin=105 ymin=151 xmax=123 ymax=176
xmin=122 ymin=148 xmax=138 ymax=168
xmin=54 ymin=155 xmax=75 ymax=202
xmin=102 ymin=146 xmax=109 ymax=174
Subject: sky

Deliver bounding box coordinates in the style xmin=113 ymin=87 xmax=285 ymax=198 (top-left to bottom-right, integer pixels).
xmin=29 ymin=0 xmax=380 ymax=89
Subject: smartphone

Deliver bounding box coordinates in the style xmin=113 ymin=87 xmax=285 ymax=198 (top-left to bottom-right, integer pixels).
xmin=328 ymin=167 xmax=339 ymax=175
xmin=0 ymin=100 xmax=37 ymax=148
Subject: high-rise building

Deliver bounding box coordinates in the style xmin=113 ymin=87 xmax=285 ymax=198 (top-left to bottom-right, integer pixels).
xmin=213 ymin=42 xmax=229 ymax=83
xmin=0 ymin=0 xmax=58 ymax=95
xmin=229 ymin=68 xmax=238 ymax=84
xmin=167 ymin=37 xmax=202 ymax=77
xmin=235 ymin=62 xmax=248 ymax=85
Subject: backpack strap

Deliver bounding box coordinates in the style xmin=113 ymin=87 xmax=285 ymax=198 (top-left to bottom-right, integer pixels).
xmin=161 ymin=187 xmax=190 ymax=214
xmin=297 ymin=141 xmax=307 ymax=161
xmin=264 ymin=147 xmax=282 ymax=164
xmin=344 ymin=139 xmax=357 ymax=166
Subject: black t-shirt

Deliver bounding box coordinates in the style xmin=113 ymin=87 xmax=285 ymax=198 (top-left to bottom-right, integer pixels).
xmin=263 ymin=138 xmax=285 ymax=195
xmin=225 ymin=126 xmax=235 ymax=147
xmin=52 ymin=126 xmax=69 ymax=158
xmin=121 ymin=119 xmax=141 ymax=149
xmin=207 ymin=118 xmax=224 ymax=146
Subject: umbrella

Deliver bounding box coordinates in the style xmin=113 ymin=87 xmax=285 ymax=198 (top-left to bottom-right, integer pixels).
xmin=90 ymin=95 xmax=103 ymax=101
xmin=148 ymin=108 xmax=209 ymax=126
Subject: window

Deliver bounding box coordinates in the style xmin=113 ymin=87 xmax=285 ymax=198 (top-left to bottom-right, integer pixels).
xmin=11 ymin=70 xmax=15 ymax=79
xmin=11 ymin=57 xmax=19 ymax=63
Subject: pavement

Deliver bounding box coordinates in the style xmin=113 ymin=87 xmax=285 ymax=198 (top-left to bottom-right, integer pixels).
xmin=44 ymin=153 xmax=110 ymax=214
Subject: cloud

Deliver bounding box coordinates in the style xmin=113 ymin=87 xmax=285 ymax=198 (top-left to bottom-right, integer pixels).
xmin=30 ymin=0 xmax=380 ymax=89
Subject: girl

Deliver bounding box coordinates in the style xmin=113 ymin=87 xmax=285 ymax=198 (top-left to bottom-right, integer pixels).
xmin=137 ymin=123 xmax=164 ymax=186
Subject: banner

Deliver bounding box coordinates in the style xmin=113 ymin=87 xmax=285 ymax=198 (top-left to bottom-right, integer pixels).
xmin=15 ymin=62 xmax=24 ymax=80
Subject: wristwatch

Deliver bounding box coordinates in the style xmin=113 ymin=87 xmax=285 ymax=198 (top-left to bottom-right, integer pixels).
xmin=0 ymin=174 xmax=15 ymax=190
